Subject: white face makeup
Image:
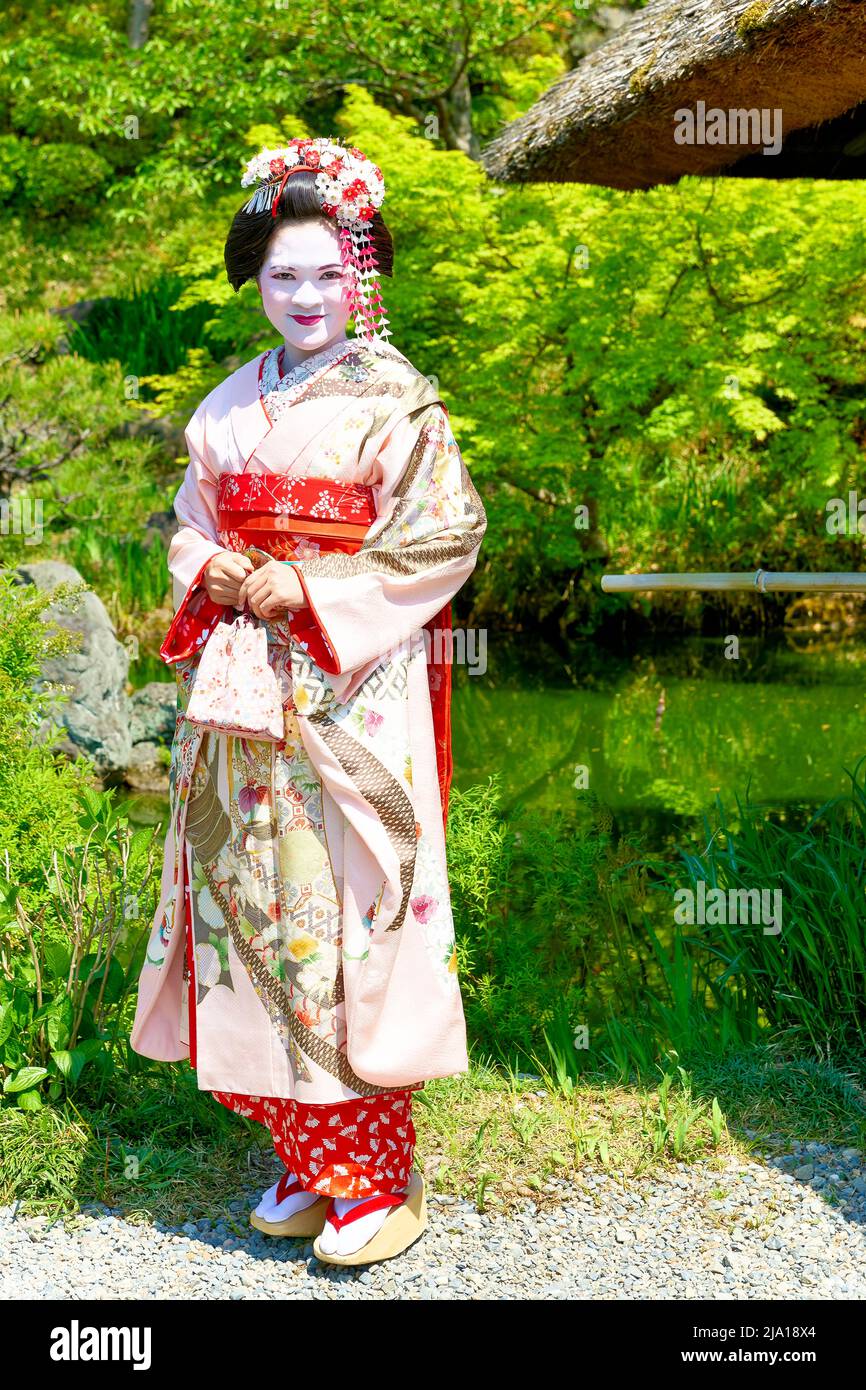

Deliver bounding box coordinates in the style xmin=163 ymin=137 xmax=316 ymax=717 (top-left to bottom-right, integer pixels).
xmin=256 ymin=218 xmax=353 ymax=368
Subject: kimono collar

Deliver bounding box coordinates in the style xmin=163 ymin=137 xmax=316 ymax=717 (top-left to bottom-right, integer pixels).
xmin=259 ymin=337 xmax=405 ymax=425
xmin=226 ymin=337 xmax=409 ymax=462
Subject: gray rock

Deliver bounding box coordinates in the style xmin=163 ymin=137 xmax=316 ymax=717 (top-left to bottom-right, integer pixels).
xmin=129 ymin=681 xmax=178 ymax=745
xmin=125 ymin=741 xmax=170 ymax=792
xmin=13 ymin=560 xmax=133 ymax=776
xmin=141 ymin=510 xmax=180 ymax=548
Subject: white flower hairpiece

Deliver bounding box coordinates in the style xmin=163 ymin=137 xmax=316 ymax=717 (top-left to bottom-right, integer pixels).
xmin=240 ymin=137 xmax=385 ymax=226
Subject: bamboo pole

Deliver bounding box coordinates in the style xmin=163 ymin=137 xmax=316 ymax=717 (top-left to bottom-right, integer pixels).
xmin=600 ymin=570 xmax=866 ymax=594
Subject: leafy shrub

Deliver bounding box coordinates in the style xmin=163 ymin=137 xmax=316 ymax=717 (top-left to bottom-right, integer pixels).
xmin=65 ymin=273 xmax=222 ymax=379
xmin=17 ymin=143 xmax=112 ymax=218
xmin=0 ymin=571 xmax=93 ymax=904
xmin=0 ymin=785 xmax=159 ymax=1109
xmin=663 ymin=763 xmax=866 ymax=1052
xmin=0 ymin=134 xmax=29 ymax=203
xmin=0 ymin=568 xmax=160 ymax=1108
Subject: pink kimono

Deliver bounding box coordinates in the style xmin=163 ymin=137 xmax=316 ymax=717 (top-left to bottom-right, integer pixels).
xmin=129 ymin=336 xmax=487 ymax=1185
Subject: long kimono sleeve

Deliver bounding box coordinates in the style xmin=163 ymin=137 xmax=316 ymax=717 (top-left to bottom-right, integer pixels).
xmin=167 ymin=407 xmax=226 ymax=608
xmin=292 ymin=403 xmax=487 ymax=678
xmin=159 ymin=406 xmax=229 ymax=665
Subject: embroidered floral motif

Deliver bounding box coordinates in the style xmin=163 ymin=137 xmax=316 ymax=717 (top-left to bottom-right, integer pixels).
xmin=218 ymin=471 xmax=376 ymax=523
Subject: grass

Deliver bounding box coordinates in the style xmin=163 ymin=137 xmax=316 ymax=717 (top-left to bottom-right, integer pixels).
xmin=662 ymin=764 xmax=866 ymax=1054
xmin=3 ymin=1042 xmax=864 ymax=1226
xmin=63 ymin=273 xmax=220 ymax=381
xmin=58 ymin=530 xmax=173 ymax=630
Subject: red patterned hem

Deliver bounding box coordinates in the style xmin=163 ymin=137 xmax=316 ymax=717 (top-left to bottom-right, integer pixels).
xmin=212 ymin=1087 xmax=417 ymax=1198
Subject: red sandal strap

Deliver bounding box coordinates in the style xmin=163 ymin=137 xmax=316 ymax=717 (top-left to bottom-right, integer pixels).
xmin=275 ymin=1170 xmax=304 ymax=1204
xmin=324 ymin=1191 xmax=406 ymax=1233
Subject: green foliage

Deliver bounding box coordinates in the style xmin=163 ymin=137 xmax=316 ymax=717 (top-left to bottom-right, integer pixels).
xmin=451 ymin=176 xmax=866 ymax=635
xmin=662 ymin=760 xmax=866 ymax=1052
xmin=0 ymin=1 xmax=575 ymax=218
xmin=447 ymin=777 xmax=649 ymax=1071
xmin=61 ymin=529 xmax=171 ymax=621
xmin=0 ymin=784 xmax=159 ymax=1110
xmin=0 ymin=565 xmax=159 ymax=1109
xmin=0 ymin=133 xmax=28 ymax=202
xmin=446 ymin=756 xmax=866 ymax=1087
xmin=0 ymin=131 xmax=111 ymax=217
xmin=66 ymin=273 xmax=224 ymax=381
xmin=18 ymin=143 xmax=112 ymax=218
xmin=0 ymin=567 xmax=78 ymax=708
xmin=137 ymin=347 xmax=226 ymax=422
xmin=0 ymin=313 xmax=175 ymax=621
xmin=0 ymin=570 xmax=94 ymax=901
xmin=0 ymin=560 xmax=159 ymax=1114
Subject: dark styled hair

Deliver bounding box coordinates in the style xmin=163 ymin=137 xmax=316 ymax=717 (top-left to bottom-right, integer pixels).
xmin=224 ymin=168 xmax=394 ymax=291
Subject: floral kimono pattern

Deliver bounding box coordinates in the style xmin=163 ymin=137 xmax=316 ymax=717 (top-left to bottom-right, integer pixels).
xmin=130 ymin=336 xmax=487 ymax=1121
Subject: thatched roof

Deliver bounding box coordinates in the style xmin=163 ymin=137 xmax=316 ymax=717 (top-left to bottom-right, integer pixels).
xmin=482 ymin=0 xmax=866 ymax=191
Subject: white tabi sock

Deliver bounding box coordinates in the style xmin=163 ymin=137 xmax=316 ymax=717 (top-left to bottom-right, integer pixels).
xmin=317 ymin=1185 xmax=410 ymax=1257
xmin=254 ymin=1171 xmax=321 ymax=1221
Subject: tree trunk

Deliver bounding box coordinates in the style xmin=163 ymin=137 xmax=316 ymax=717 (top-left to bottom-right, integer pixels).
xmin=128 ymin=0 xmax=154 ymax=50
xmin=447 ymin=63 xmax=480 ymax=160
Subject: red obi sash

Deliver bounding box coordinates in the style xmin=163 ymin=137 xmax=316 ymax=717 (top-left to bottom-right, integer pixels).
xmin=159 ymin=470 xmax=454 ymax=827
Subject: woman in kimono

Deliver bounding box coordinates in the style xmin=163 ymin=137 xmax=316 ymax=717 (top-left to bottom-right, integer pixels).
xmin=130 ymin=138 xmax=487 ymax=1267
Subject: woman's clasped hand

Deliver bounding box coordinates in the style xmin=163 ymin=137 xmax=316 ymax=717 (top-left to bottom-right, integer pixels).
xmin=204 ymin=550 xmax=308 ymax=618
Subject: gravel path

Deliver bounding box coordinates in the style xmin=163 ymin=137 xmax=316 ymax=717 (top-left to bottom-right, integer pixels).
xmin=2 ymin=1139 xmax=865 ymax=1300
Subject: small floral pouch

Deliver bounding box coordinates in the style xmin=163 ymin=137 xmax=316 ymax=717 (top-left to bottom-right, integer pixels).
xmin=185 ymin=605 xmax=285 ymax=741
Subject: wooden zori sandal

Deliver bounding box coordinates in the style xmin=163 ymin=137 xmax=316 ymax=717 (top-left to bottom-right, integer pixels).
xmin=312 ymin=1170 xmax=427 ymax=1267
xmin=248 ymin=1170 xmax=330 ymax=1238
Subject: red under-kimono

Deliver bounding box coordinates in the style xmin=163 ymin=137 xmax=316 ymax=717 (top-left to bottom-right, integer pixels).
xmin=130 ymin=335 xmax=487 ymax=1197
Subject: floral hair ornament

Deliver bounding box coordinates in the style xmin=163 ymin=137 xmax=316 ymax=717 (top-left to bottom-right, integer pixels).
xmin=240 ymin=137 xmax=391 ymax=346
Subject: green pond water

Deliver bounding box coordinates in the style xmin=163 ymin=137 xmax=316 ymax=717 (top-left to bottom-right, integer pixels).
xmin=118 ymin=631 xmax=866 ymax=853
